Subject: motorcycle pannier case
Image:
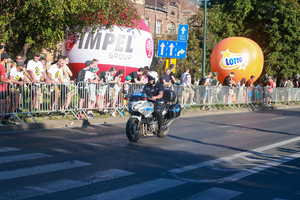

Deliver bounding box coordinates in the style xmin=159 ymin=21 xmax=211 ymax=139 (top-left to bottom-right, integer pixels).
xmin=167 ymin=104 xmax=181 ymax=118
xmin=163 ymin=90 xmax=176 ymax=103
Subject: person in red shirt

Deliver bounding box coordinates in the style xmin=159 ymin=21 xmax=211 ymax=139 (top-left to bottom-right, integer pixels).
xmin=0 ymin=52 xmax=12 ymax=125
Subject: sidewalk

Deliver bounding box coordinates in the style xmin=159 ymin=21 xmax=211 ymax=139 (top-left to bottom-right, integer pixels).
xmin=1 ymin=104 xmax=299 ymax=133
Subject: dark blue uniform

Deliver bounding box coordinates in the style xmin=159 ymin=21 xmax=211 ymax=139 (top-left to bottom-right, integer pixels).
xmin=142 ymin=83 xmax=164 ymax=132
xmin=142 ymin=83 xmax=164 ymax=101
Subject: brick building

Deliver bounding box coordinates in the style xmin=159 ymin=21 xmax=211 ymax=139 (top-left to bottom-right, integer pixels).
xmin=132 ymin=0 xmax=201 ymax=35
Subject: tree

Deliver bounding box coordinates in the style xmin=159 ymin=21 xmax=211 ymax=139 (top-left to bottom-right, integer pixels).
xmin=208 ymin=0 xmax=300 ymax=83
xmin=150 ymin=9 xmax=217 ymax=84
xmin=0 ymin=0 xmax=140 ymax=60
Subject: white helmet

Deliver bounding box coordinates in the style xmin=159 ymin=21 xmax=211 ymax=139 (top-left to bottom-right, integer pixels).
xmin=148 ymin=71 xmax=159 ymax=84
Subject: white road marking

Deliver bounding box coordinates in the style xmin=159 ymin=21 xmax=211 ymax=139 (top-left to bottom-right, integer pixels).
xmin=272 ymin=117 xmax=287 ymax=120
xmin=0 ymin=179 xmax=89 ymax=200
xmin=0 ymin=147 xmax=20 ymax=153
xmin=184 ymin=187 xmax=242 ymax=200
xmin=0 ymin=160 xmax=91 ymax=180
xmin=83 ymin=169 xmax=135 ymax=183
xmin=0 ymin=153 xmax=52 ymax=164
xmin=0 ymin=169 xmax=135 ymax=200
xmin=220 ymin=124 xmax=241 ymax=128
xmin=217 ymin=152 xmax=300 ymax=183
xmin=169 ymin=136 xmax=300 ymax=174
xmin=78 ymin=178 xmax=185 ymax=200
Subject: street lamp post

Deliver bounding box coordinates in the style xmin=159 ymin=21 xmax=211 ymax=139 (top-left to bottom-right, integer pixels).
xmin=154 ymin=0 xmax=157 ymax=60
xmin=202 ymin=0 xmax=207 ymax=77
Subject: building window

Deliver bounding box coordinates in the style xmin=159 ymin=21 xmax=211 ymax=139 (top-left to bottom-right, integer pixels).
xmin=156 ymin=21 xmax=161 ymax=34
xmin=167 ymin=22 xmax=176 ymax=35
xmin=144 ymin=18 xmax=149 ymax=26
xmin=171 ymin=12 xmax=175 ymax=16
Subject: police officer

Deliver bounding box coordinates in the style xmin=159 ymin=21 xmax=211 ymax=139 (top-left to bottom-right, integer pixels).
xmin=142 ymin=71 xmax=164 ymax=133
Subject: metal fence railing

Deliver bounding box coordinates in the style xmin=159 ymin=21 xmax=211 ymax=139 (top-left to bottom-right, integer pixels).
xmin=0 ymin=81 xmax=299 ymax=125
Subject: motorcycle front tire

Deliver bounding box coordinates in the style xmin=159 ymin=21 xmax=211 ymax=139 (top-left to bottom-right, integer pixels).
xmin=126 ymin=118 xmax=141 ymax=142
xmin=157 ymin=127 xmax=170 ymax=138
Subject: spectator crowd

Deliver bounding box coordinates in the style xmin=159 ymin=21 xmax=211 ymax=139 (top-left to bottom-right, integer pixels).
xmin=1 ymin=47 xmax=300 ymax=125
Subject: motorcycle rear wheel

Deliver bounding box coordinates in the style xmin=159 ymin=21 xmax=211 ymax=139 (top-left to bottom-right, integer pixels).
xmin=157 ymin=127 xmax=170 ymax=138
xmin=126 ymin=118 xmax=141 ymax=142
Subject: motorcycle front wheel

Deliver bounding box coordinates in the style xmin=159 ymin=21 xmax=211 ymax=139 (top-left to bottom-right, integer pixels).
xmin=126 ymin=118 xmax=141 ymax=142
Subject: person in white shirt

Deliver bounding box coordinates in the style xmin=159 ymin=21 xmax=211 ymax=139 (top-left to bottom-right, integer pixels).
xmin=180 ymin=67 xmax=195 ymax=105
xmin=8 ymin=61 xmax=30 ymax=113
xmin=27 ymin=52 xmax=49 ymax=111
xmin=85 ymin=64 xmax=99 ymax=117
xmin=59 ymin=56 xmax=73 ymax=112
xmin=47 ymin=57 xmax=64 ymax=111
xmin=202 ymin=72 xmax=212 ymax=111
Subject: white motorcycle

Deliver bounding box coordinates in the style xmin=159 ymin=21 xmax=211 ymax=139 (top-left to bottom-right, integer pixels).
xmin=125 ymin=89 xmax=181 ymax=142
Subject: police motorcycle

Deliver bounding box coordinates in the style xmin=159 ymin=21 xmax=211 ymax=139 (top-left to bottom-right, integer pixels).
xmin=125 ymin=72 xmax=181 ymax=142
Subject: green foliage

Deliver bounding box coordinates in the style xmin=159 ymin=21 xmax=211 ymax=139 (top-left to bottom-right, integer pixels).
xmin=0 ymin=0 xmax=140 ymax=59
xmin=208 ymin=0 xmax=300 ymax=82
xmin=150 ymin=10 xmax=214 ymax=84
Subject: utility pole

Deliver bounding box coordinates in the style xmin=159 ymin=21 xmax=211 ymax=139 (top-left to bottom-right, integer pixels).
xmin=202 ymin=0 xmax=207 ymax=77
xmin=154 ymin=0 xmax=157 ymax=60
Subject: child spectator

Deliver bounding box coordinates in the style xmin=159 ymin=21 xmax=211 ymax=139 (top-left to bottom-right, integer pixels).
xmin=111 ymin=69 xmax=124 ymax=117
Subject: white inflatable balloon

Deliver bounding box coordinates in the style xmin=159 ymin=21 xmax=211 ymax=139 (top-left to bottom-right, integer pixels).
xmin=62 ymin=19 xmax=153 ymax=78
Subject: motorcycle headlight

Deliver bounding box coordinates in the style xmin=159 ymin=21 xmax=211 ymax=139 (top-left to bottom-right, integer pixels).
xmin=133 ymin=102 xmax=143 ymax=110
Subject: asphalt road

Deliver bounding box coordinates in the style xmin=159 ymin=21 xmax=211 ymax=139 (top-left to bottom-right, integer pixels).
xmin=0 ymin=108 xmax=300 ymax=200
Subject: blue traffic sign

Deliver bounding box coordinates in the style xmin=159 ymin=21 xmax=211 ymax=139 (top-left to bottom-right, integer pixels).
xmin=177 ymin=24 xmax=189 ymax=42
xmin=157 ymin=40 xmax=187 ymax=59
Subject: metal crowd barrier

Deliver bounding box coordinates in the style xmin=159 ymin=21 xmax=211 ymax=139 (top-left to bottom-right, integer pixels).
xmin=0 ymin=83 xmax=23 ymax=124
xmin=2 ymin=81 xmax=300 ymax=125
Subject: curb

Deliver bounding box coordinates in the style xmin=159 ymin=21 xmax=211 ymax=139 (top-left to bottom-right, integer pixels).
xmin=1 ymin=104 xmax=300 ymax=133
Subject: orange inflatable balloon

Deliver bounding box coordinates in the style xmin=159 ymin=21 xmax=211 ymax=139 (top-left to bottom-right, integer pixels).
xmin=211 ymin=37 xmax=264 ymax=84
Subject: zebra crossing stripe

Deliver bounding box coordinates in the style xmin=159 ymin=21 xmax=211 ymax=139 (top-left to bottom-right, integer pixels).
xmin=0 ymin=153 xmax=52 ymax=164
xmin=217 ymin=152 xmax=300 ymax=183
xmin=83 ymin=169 xmax=135 ymax=183
xmin=169 ymin=135 xmax=300 ymax=174
xmin=0 ymin=147 xmax=20 ymax=153
xmin=0 ymin=160 xmax=91 ymax=180
xmin=78 ymin=178 xmax=185 ymax=200
xmin=184 ymin=187 xmax=242 ymax=200
xmin=0 ymin=169 xmax=135 ymax=200
xmin=0 ymin=179 xmax=90 ymax=200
